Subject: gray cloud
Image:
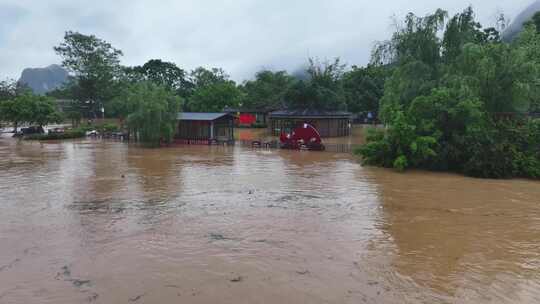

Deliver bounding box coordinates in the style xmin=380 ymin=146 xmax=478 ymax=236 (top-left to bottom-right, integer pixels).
xmin=0 ymin=0 xmax=533 ymax=82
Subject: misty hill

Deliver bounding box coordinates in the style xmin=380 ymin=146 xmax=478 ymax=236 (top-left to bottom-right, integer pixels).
xmin=18 ymin=64 xmax=69 ymax=95
xmin=503 ymin=1 xmax=540 ymax=41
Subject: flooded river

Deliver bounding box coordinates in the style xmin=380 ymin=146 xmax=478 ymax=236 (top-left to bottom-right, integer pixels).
xmin=0 ymin=135 xmax=539 ymax=303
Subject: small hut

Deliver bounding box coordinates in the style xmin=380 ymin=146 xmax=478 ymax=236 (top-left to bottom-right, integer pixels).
xmin=175 ymin=112 xmax=234 ymax=144
xmin=268 ymin=109 xmax=352 ymax=137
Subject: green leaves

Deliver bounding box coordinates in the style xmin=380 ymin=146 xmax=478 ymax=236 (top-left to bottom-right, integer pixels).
xmin=54 ymin=31 xmax=123 ymax=116
xmin=188 ymin=81 xmax=242 ymax=112
xmin=118 ymin=82 xmax=181 ymax=146
xmin=240 ymin=70 xmax=294 ymax=110
xmin=357 ymin=6 xmax=540 ymax=179
xmin=0 ymin=93 xmax=62 ymax=128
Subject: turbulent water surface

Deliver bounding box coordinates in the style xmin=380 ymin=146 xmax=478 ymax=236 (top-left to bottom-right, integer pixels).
xmin=0 ymin=134 xmax=539 ymax=303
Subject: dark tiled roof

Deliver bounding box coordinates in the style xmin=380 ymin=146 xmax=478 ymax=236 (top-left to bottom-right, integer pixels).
xmin=176 ymin=112 xmax=231 ymax=121
xmin=269 ymin=109 xmax=352 ymax=118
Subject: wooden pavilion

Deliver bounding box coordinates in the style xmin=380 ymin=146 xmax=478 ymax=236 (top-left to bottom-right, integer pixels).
xmin=175 ymin=112 xmax=235 ymax=144
xmin=268 ymin=109 xmax=352 ymax=137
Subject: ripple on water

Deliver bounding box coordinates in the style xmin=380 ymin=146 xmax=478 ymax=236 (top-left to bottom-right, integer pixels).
xmin=0 ymin=138 xmax=539 ymax=303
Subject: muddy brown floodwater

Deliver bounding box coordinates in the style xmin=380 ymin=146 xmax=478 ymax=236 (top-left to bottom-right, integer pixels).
xmin=1 ymin=133 xmax=539 ymax=304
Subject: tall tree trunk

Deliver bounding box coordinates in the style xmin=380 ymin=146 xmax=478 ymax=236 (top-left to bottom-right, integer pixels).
xmin=13 ymin=121 xmax=18 ymax=133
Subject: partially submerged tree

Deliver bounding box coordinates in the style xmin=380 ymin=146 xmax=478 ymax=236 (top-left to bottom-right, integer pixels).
xmin=0 ymin=93 xmax=62 ymax=131
xmin=357 ymin=6 xmax=540 ymax=179
xmin=115 ymin=82 xmax=181 ymax=146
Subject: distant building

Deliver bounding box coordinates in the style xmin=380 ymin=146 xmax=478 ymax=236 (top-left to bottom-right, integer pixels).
xmin=175 ymin=112 xmax=235 ymax=143
xmin=268 ymin=109 xmax=352 ymax=137
xmin=223 ymin=107 xmax=273 ymax=127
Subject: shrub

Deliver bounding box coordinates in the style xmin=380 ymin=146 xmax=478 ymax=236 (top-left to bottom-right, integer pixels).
xmin=24 ymin=128 xmax=86 ymax=140
xmin=97 ymin=123 xmax=119 ymax=133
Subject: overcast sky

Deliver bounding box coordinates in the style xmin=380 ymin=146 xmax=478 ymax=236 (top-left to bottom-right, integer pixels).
xmin=0 ymin=0 xmax=534 ymax=82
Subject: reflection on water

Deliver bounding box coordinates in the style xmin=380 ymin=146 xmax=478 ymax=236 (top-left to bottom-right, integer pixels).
xmin=0 ymin=136 xmax=539 ymax=303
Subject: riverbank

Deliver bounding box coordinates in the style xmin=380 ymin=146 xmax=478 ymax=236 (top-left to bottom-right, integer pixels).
xmin=0 ymin=138 xmax=539 ymax=303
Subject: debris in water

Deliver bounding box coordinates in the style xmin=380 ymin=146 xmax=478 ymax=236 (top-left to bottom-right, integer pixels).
xmin=55 ymin=265 xmax=71 ymax=280
xmin=129 ymin=294 xmax=145 ymax=302
xmin=0 ymin=258 xmax=20 ymax=272
xmin=71 ymin=279 xmax=91 ymax=288
xmin=209 ymin=233 xmax=227 ymax=241
xmin=296 ymin=270 xmax=310 ymax=275
xmin=87 ymin=292 xmax=99 ymax=302
xmin=230 ymin=276 xmax=243 ymax=282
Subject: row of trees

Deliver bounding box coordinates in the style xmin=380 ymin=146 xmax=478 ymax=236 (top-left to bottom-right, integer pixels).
xmin=47 ymin=31 xmax=387 ymax=118
xmin=34 ymin=30 xmax=387 ymax=145
xmin=0 ymin=80 xmax=62 ymax=132
xmin=357 ymin=7 xmax=540 ymax=179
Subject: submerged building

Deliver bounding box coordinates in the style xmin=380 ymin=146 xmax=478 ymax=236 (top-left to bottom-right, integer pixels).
xmin=175 ymin=112 xmax=235 ymax=143
xmin=268 ymin=110 xmax=352 ymax=138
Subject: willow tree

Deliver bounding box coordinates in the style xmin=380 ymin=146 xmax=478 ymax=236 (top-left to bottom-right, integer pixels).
xmin=357 ymin=6 xmax=540 ymax=179
xmin=118 ymin=82 xmax=181 ymax=146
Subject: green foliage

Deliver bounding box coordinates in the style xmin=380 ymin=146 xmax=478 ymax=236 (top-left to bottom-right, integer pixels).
xmin=97 ymin=123 xmax=119 ymax=133
xmin=54 ymin=31 xmax=123 ymax=117
xmin=393 ymin=155 xmax=408 ymax=172
xmin=240 ymin=70 xmax=294 ymax=110
xmin=188 ymin=81 xmax=241 ymax=112
xmin=114 ymin=82 xmax=181 ymax=146
xmin=284 ymin=58 xmax=346 ymax=111
xmin=342 ymin=65 xmax=387 ymax=114
xmin=124 ymin=59 xmax=192 ymax=97
xmin=0 ymin=79 xmax=17 ymax=101
xmin=25 ymin=129 xmax=86 ymax=140
xmin=372 ymin=9 xmax=447 ymax=66
xmin=357 ymin=7 xmax=540 ymax=179
xmin=190 ymin=67 xmax=229 ymax=89
xmin=0 ymin=93 xmax=63 ymax=131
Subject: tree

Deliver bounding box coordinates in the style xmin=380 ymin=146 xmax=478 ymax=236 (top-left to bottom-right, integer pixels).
xmin=188 ymin=81 xmax=242 ymax=112
xmin=54 ymin=31 xmax=123 ymax=117
xmin=186 ymin=67 xmax=242 ymax=112
xmin=30 ymin=96 xmax=64 ymax=127
xmin=0 ymin=93 xmax=62 ymax=131
xmin=116 ymin=82 xmax=181 ymax=146
xmin=284 ymin=58 xmax=347 ymax=111
xmin=0 ymin=79 xmax=17 ymax=101
xmin=240 ymin=70 xmax=294 ymax=109
xmin=371 ymin=9 xmax=447 ymax=66
xmin=357 ymin=7 xmax=540 ymax=179
xmin=128 ymin=59 xmax=192 ymax=97
xmin=190 ymin=67 xmax=229 ymax=89
xmin=0 ymin=96 xmax=29 ymax=132
xmin=342 ymin=65 xmax=387 ymax=114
